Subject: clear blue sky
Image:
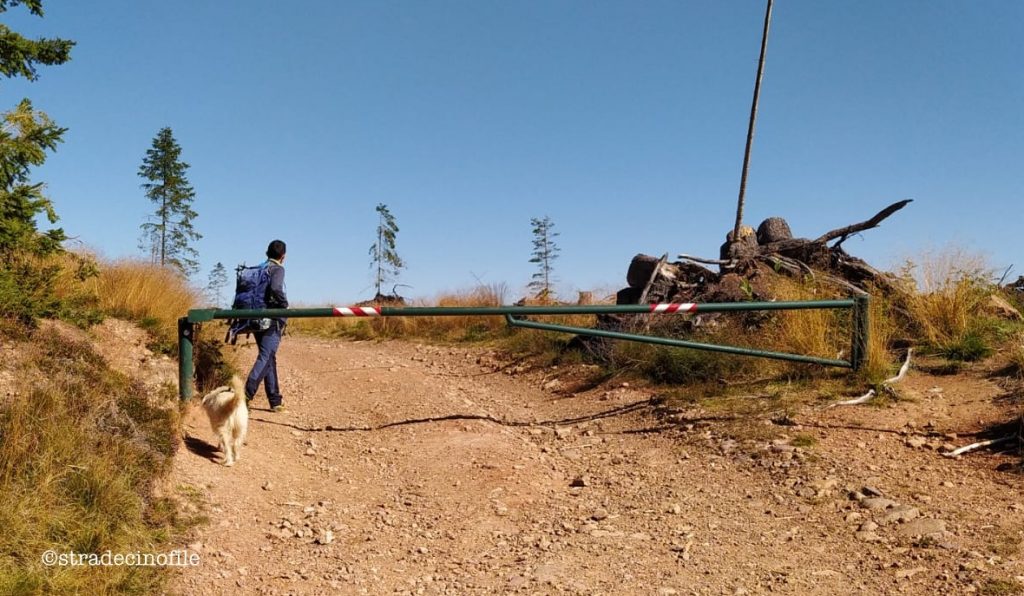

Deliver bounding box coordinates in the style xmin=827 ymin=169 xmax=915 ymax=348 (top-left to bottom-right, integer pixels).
xmin=7 ymin=1 xmax=1023 ymax=305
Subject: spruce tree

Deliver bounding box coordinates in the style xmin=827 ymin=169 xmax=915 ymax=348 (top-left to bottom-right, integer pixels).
xmin=139 ymin=127 xmax=201 ymax=275
xmin=0 ymin=1 xmax=74 ymax=320
xmin=205 ymin=261 xmax=228 ymax=306
xmin=528 ymin=216 xmax=559 ymax=303
xmin=368 ymin=203 xmax=403 ymax=297
xmin=0 ymin=0 xmax=74 ymax=258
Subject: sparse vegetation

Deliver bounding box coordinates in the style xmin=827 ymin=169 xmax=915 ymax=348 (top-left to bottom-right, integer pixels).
xmin=979 ymin=578 xmax=1024 ymax=596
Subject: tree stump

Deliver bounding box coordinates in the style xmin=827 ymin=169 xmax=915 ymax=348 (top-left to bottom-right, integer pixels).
xmin=756 ymin=217 xmax=793 ymax=245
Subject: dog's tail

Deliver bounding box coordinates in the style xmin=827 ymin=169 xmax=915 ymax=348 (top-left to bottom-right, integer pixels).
xmin=230 ymin=375 xmax=246 ymax=407
xmin=201 ymin=375 xmax=246 ymax=409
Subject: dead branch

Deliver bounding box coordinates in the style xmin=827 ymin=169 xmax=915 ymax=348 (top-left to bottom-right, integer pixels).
xmin=830 ymin=349 xmax=912 ymax=408
xmin=942 ymin=435 xmax=1015 ymax=458
xmin=830 ymin=389 xmax=875 ymax=407
xmin=678 ymin=254 xmax=735 ymax=267
xmin=813 ymin=199 xmax=913 ymax=245
xmin=884 ymin=348 xmax=912 ymax=384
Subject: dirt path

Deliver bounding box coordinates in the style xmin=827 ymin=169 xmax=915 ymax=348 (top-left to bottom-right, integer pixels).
xmin=169 ymin=336 xmax=1024 ymax=595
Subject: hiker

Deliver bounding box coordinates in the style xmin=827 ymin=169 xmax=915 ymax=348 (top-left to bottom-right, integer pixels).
xmin=245 ymin=239 xmax=289 ymax=412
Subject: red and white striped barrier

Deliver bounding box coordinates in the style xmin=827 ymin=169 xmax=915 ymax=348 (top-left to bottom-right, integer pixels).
xmin=649 ymin=303 xmax=698 ymax=314
xmin=332 ymin=306 xmax=381 ymax=317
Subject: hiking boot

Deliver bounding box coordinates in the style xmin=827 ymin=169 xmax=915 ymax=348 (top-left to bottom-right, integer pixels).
xmin=271 ymin=404 xmax=287 ymax=413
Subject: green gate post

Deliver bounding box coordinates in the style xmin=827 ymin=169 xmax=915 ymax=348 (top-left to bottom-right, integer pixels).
xmin=178 ymin=317 xmax=195 ymax=401
xmin=851 ymin=294 xmax=870 ymax=371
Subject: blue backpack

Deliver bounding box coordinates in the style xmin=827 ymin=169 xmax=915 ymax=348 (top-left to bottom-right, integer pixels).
xmin=225 ymin=263 xmax=272 ymax=344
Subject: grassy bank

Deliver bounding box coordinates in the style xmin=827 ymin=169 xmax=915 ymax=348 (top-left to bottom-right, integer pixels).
xmin=0 ymin=257 xmax=220 ymax=594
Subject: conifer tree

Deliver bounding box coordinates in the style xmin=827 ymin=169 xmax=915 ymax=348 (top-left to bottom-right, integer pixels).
xmin=368 ymin=203 xmax=403 ymax=297
xmin=206 ymin=261 xmax=228 ymax=306
xmin=139 ymin=127 xmax=201 ymax=275
xmin=528 ymin=216 xmax=559 ymax=303
xmin=0 ymin=0 xmax=74 ymax=259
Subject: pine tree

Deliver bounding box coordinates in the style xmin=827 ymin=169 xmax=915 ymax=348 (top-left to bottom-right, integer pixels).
xmin=0 ymin=1 xmax=74 ymax=259
xmin=205 ymin=261 xmax=228 ymax=307
xmin=139 ymin=127 xmax=201 ymax=275
xmin=528 ymin=216 xmax=559 ymax=303
xmin=368 ymin=203 xmax=404 ymax=297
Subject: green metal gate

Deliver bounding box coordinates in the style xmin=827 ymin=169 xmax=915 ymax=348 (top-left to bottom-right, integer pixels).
xmin=178 ymin=296 xmax=869 ymax=400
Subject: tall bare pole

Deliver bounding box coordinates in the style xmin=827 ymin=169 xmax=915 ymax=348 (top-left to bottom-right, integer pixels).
xmin=732 ymin=0 xmax=774 ymax=249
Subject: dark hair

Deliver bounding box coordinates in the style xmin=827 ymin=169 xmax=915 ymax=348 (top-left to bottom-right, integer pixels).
xmin=266 ymin=240 xmax=287 ymax=260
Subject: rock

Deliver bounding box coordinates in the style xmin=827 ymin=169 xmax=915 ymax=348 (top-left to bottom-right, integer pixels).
xmin=316 ymin=530 xmax=334 ymax=545
xmin=895 ymin=567 xmax=928 ymax=580
xmin=861 ymin=498 xmax=896 ymax=511
xmin=591 ymin=508 xmax=609 ymax=521
xmin=304 ymin=448 xmax=317 ymax=457
xmin=862 ymin=486 xmax=884 ymax=497
xmin=845 ymin=512 xmax=863 ymax=523
xmin=797 ymin=487 xmax=817 ymax=499
xmin=906 ymin=437 xmax=927 ymax=449
xmin=554 ymin=427 xmax=573 ymax=439
xmin=569 ymin=476 xmax=589 ymax=488
xmin=940 ymin=481 xmax=955 ymax=488
xmin=859 ymin=521 xmax=879 ymax=533
xmin=262 ymin=482 xmax=273 ymax=491
xmin=856 ymin=531 xmax=882 ymax=542
xmin=880 ymin=505 xmax=920 ymax=525
xmin=898 ymin=518 xmax=947 ymax=537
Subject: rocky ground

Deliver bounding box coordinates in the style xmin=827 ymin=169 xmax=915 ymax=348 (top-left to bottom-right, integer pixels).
xmin=166 ymin=335 xmax=1024 ymax=595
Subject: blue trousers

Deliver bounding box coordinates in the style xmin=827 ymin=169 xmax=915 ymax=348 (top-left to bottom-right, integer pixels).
xmin=245 ymin=325 xmax=283 ymax=407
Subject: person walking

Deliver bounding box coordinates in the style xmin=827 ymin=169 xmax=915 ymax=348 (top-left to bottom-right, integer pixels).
xmin=245 ymin=239 xmax=289 ymax=412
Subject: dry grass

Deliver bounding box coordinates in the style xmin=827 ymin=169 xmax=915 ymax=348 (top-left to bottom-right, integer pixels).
xmin=79 ymin=259 xmax=200 ymax=348
xmin=767 ymin=276 xmax=845 ymax=362
xmin=0 ymin=328 xmax=187 ymax=594
xmin=895 ymin=248 xmax=997 ymax=360
xmin=291 ymin=283 xmax=598 ymax=347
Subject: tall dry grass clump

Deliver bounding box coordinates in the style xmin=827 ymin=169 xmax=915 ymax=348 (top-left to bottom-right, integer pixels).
xmin=896 ymin=248 xmax=997 ymax=361
xmin=82 ymin=259 xmax=200 ymax=346
xmin=767 ymin=276 xmax=845 ymax=362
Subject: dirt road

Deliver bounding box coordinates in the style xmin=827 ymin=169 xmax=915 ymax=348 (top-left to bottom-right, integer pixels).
xmin=170 ymin=336 xmax=1024 ymax=595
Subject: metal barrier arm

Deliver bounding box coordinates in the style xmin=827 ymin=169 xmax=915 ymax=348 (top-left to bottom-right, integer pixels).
xmin=179 ymin=298 xmax=868 ymax=400
xmin=186 ymin=299 xmax=856 ymax=323
xmin=503 ymin=314 xmax=853 ymax=368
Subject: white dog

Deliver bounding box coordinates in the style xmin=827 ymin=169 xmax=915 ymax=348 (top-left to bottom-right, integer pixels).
xmin=200 ymin=375 xmax=248 ymax=466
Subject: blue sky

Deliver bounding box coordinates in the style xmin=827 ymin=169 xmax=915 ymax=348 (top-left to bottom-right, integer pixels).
xmin=6 ymin=1 xmax=1023 ymax=305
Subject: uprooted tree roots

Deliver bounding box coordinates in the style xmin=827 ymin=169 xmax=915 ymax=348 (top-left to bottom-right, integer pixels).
xmin=574 ymin=200 xmax=915 ymax=361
